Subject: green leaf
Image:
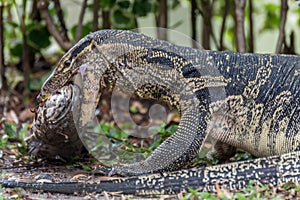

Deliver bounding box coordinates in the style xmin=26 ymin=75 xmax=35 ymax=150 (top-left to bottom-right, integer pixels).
xmin=166 ymin=124 xmax=177 ymax=134
xmin=0 ymin=0 xmax=11 ymax=6
xmin=129 ymin=105 xmax=138 ymax=113
xmin=30 ymin=70 xmax=53 ymax=91
xmin=112 ymin=9 xmax=131 ymax=25
xmin=82 ymin=165 xmax=91 ymax=171
xmin=282 ymin=182 xmax=297 ymax=190
xmin=199 ymin=192 xmax=217 ymax=200
xmin=1 ymin=170 xmax=7 ymax=178
xmin=70 ymin=22 xmax=93 ymax=41
xmin=158 ymin=122 xmax=167 ymax=134
xmin=236 ymin=193 xmax=247 ymax=200
xmin=297 ymin=9 xmax=300 ymax=26
xmin=28 ymin=26 xmax=51 ymax=49
xmin=3 ymin=120 xmax=17 ymax=138
xmin=10 ymin=43 xmax=23 ymax=57
xmin=4 ymin=67 xmax=24 ymax=89
xmin=0 ymin=135 xmax=8 ymax=148
xmin=100 ymin=0 xmax=116 ymax=9
xmin=147 ymin=125 xmax=161 ymax=134
xmin=152 ymin=2 xmax=159 ymax=14
xmin=132 ymin=0 xmax=152 ymax=17
xmin=18 ymin=124 xmax=28 ymax=144
xmin=29 ymin=79 xmax=42 ymax=91
xmin=117 ymin=0 xmax=130 ymax=9
xmin=261 ymin=3 xmax=280 ymax=31
xmin=7 ymin=21 xmax=19 ymax=28
xmin=171 ymin=0 xmax=180 ymax=9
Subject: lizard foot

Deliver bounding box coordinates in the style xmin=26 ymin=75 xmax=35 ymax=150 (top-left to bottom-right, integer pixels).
xmin=95 ymin=164 xmax=112 ymax=176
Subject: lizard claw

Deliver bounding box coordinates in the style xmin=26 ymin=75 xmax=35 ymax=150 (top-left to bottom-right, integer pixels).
xmin=108 ymin=166 xmax=118 ymax=177
xmin=36 ymin=93 xmax=51 ymax=105
xmin=95 ymin=164 xmax=112 ymax=176
xmin=107 ymin=163 xmax=124 ymax=176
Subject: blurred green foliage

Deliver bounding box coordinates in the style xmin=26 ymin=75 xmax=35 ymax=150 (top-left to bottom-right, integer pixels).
xmin=3 ymin=0 xmax=300 ymax=66
xmin=1 ymin=0 xmax=300 ymax=90
xmin=10 ymin=22 xmax=51 ymax=57
xmin=5 ymin=1 xmax=51 ymax=63
xmin=261 ymin=3 xmax=280 ymax=31
xmin=107 ymin=0 xmax=156 ymax=29
xmin=183 ymin=180 xmax=300 ymax=199
xmin=0 ymin=118 xmax=28 ymax=156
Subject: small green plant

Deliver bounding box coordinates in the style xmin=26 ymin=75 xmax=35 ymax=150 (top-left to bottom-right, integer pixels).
xmin=89 ymin=121 xmax=179 ymax=165
xmin=1 ymin=170 xmax=7 ymax=178
xmin=181 ymin=181 xmax=299 ymax=199
xmin=183 ymin=188 xmax=217 ymax=200
xmin=94 ymin=120 xmax=178 ymax=153
xmin=0 ymin=118 xmax=28 ymax=155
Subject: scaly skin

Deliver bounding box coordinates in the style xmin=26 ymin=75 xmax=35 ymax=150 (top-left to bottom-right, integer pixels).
xmin=1 ymin=151 xmax=300 ymax=195
xmin=36 ymin=30 xmax=300 ymax=176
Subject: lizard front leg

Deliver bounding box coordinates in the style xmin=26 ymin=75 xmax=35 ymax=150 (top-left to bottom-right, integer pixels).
xmin=109 ymin=107 xmax=207 ymax=176
xmin=71 ymin=45 xmax=211 ymax=176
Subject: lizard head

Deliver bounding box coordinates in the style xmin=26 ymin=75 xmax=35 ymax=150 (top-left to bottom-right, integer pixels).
xmin=37 ymin=54 xmax=75 ymax=104
xmin=37 ymin=37 xmax=96 ymax=104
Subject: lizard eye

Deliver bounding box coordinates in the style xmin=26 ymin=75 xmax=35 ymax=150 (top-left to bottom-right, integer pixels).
xmin=65 ymin=59 xmax=71 ymax=68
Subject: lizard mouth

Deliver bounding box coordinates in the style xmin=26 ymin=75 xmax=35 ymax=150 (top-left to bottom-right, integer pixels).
xmin=64 ymin=63 xmax=88 ymax=86
xmin=36 ymin=92 xmax=51 ymax=106
xmin=37 ymin=70 xmax=79 ymax=105
xmin=64 ymin=71 xmax=79 ymax=86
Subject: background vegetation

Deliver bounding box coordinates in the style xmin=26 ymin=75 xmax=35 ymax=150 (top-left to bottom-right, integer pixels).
xmin=0 ymin=0 xmax=299 ymax=94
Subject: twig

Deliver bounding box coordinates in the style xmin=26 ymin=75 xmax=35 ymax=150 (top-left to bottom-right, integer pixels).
xmin=275 ymin=0 xmax=288 ymax=54
xmin=200 ymin=0 xmax=210 ymax=49
xmin=0 ymin=5 xmax=4 ymax=90
xmin=283 ymin=31 xmax=295 ymax=54
xmin=200 ymin=0 xmax=211 ymax=49
xmin=156 ymin=0 xmax=168 ymax=40
xmin=37 ymin=0 xmax=72 ymax=51
xmin=53 ymin=0 xmax=69 ymax=42
xmin=21 ymin=2 xmax=30 ymax=95
xmin=234 ymin=0 xmax=246 ymax=52
xmin=199 ymin=0 xmax=219 ymax=50
xmin=207 ymin=0 xmax=219 ymax=49
xmin=93 ymin=0 xmax=99 ymax=31
xmin=76 ymin=0 xmax=87 ymax=41
xmin=30 ymin=0 xmax=40 ymax=20
xmin=191 ymin=0 xmax=198 ymax=48
xmin=219 ymin=0 xmax=229 ymax=51
xmin=102 ymin=10 xmax=110 ymax=29
xmin=248 ymin=0 xmax=254 ymax=52
xmin=134 ymin=17 xmax=138 ymax=29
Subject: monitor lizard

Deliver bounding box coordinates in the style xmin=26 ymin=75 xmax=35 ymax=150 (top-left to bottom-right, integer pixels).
xmin=1 ymin=30 xmax=299 ymax=194
xmin=37 ymin=29 xmax=300 ymax=176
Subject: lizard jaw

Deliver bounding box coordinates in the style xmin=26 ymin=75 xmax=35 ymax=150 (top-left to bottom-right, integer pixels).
xmin=36 ymin=92 xmax=51 ymax=105
xmin=37 ymin=70 xmax=78 ymax=105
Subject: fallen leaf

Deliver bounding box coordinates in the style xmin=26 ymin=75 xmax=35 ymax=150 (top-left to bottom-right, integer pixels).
xmin=70 ymin=174 xmax=87 ymax=181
